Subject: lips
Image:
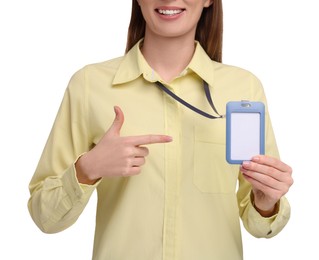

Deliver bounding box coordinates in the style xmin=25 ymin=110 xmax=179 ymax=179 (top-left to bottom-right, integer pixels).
xmin=155 ymin=8 xmax=185 ymax=16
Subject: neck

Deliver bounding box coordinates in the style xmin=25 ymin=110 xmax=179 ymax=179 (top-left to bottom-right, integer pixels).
xmin=141 ymin=33 xmax=196 ymax=82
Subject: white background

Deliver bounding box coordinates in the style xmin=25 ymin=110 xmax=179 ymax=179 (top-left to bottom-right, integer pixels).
xmin=1 ymin=1 xmax=318 ymax=259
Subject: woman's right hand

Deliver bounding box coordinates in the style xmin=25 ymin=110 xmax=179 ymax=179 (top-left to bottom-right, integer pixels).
xmin=75 ymin=106 xmax=172 ymax=184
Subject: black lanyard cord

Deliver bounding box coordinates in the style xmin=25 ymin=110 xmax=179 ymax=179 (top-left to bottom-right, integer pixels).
xmin=155 ymin=80 xmax=225 ymax=119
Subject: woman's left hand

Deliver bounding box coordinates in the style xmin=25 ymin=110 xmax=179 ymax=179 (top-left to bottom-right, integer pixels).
xmin=240 ymin=155 xmax=293 ymax=217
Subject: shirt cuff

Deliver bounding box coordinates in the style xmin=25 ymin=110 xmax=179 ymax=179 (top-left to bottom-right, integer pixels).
xmin=61 ymin=155 xmax=100 ymax=204
xmin=248 ymin=194 xmax=291 ymax=238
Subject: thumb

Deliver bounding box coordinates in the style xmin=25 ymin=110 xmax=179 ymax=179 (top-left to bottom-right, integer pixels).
xmin=107 ymin=106 xmax=125 ymax=137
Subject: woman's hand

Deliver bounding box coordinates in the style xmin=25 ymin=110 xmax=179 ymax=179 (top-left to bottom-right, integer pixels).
xmin=240 ymin=155 xmax=293 ymax=217
xmin=75 ymin=106 xmax=172 ymax=185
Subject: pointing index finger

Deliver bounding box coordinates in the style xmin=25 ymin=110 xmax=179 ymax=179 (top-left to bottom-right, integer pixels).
xmin=130 ymin=135 xmax=173 ymax=146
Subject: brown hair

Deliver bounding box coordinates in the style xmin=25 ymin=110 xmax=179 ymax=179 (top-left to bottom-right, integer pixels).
xmin=125 ymin=0 xmax=223 ymax=62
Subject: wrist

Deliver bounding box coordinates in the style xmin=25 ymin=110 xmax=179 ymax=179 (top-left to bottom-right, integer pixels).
xmin=250 ymin=192 xmax=280 ymax=217
xmin=254 ymin=202 xmax=279 ymax=217
xmin=75 ymin=154 xmax=100 ymax=185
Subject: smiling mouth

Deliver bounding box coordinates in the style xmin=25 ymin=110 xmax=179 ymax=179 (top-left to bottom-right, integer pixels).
xmin=156 ymin=9 xmax=185 ymax=16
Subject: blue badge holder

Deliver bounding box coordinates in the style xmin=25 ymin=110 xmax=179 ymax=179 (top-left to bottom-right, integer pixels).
xmin=226 ymin=101 xmax=265 ymax=164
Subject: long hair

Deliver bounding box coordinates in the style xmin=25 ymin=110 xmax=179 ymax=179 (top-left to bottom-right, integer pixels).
xmin=125 ymin=0 xmax=223 ymax=63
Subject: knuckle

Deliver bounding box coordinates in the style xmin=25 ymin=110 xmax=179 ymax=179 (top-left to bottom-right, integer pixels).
xmin=139 ymin=146 xmax=149 ymax=156
xmin=267 ymin=176 xmax=277 ymax=187
xmin=135 ymin=167 xmax=142 ymax=175
xmin=144 ymin=147 xmax=150 ymax=156
xmin=140 ymin=157 xmax=146 ymax=166
xmin=131 ymin=167 xmax=141 ymax=176
xmin=250 ymin=163 xmax=259 ymax=172
xmin=288 ymin=176 xmax=294 ymax=186
xmin=268 ymin=167 xmax=277 ymax=176
xmin=121 ymin=159 xmax=132 ymax=176
xmin=124 ymin=146 xmax=134 ymax=156
xmin=287 ymin=166 xmax=293 ymax=175
xmin=141 ymin=156 xmax=147 ymax=165
xmin=249 ymin=162 xmax=258 ymax=171
xmin=282 ymin=185 xmax=289 ymax=195
xmin=122 ymin=137 xmax=132 ymax=146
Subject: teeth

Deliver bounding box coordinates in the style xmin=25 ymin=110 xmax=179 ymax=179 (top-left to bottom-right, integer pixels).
xmin=158 ymin=9 xmax=183 ymax=15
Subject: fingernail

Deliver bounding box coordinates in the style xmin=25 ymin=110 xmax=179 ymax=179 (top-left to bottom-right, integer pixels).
xmin=241 ymin=168 xmax=247 ymax=174
xmin=167 ymin=136 xmax=173 ymax=142
xmin=252 ymin=156 xmax=260 ymax=162
xmin=242 ymin=161 xmax=250 ymax=166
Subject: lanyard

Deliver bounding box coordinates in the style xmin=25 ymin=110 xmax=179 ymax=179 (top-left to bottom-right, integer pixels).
xmin=155 ymin=80 xmax=225 ymax=119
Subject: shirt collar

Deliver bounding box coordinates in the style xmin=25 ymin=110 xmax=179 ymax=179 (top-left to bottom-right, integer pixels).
xmin=113 ymin=39 xmax=216 ymax=87
xmin=112 ymin=39 xmax=145 ymax=85
xmin=187 ymin=42 xmax=216 ymax=88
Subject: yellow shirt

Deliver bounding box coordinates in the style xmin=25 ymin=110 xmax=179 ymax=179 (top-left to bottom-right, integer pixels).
xmin=28 ymin=40 xmax=290 ymax=260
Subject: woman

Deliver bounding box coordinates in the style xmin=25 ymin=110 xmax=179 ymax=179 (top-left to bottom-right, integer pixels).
xmin=28 ymin=1 xmax=293 ymax=259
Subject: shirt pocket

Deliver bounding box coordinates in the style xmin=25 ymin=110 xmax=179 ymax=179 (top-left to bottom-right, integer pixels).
xmin=193 ymin=120 xmax=238 ymax=194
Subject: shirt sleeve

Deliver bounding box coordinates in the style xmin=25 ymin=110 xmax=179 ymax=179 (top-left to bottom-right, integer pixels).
xmin=237 ymin=174 xmax=291 ymax=238
xmin=237 ymin=73 xmax=291 ymax=238
xmin=28 ymin=67 xmax=97 ymax=233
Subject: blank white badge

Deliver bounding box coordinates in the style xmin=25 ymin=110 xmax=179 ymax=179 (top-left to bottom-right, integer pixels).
xmin=230 ymin=112 xmax=260 ymax=161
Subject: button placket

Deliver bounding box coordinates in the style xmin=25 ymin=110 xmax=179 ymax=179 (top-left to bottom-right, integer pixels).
xmin=162 ymin=85 xmax=182 ymax=260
